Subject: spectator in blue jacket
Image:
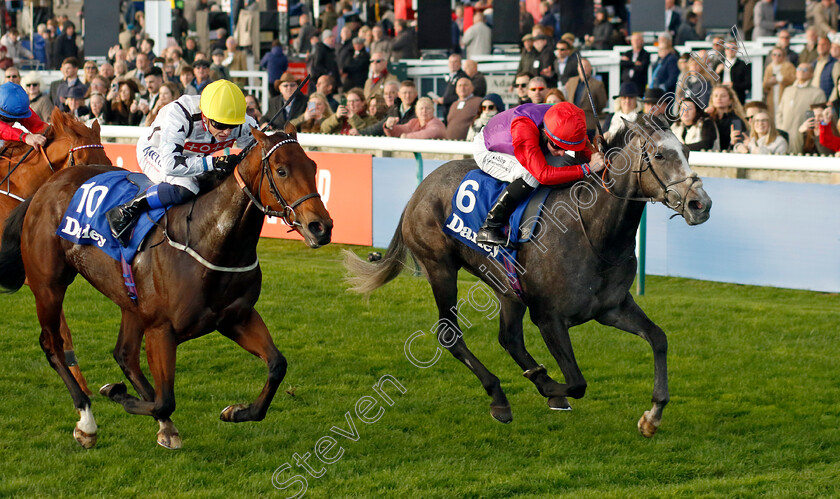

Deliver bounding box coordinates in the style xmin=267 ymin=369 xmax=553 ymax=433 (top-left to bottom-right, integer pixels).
xmin=260 ymin=40 xmax=289 ymax=97
xmin=651 ymin=35 xmax=680 ymax=94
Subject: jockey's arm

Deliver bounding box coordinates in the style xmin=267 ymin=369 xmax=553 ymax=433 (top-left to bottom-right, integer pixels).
xmin=140 ymin=107 xmax=216 ymax=177
xmin=0 ymin=108 xmax=47 ymax=144
xmin=511 ymin=117 xmax=593 ymax=185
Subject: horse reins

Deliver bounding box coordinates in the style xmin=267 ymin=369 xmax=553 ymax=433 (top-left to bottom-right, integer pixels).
xmin=0 ymin=130 xmax=105 ymax=201
xmin=232 ymin=133 xmax=321 ymax=229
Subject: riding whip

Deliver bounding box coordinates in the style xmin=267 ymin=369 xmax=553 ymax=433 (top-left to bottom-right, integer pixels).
xmin=265 ymin=74 xmax=311 ymax=130
xmin=575 ymin=54 xmax=605 ymax=151
xmin=238 ymin=74 xmax=311 ymax=162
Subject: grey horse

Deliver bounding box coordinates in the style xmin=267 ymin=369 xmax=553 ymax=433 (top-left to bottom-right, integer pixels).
xmin=344 ymin=116 xmax=712 ymax=437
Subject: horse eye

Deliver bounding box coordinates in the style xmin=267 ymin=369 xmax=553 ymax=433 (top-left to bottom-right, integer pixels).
xmin=653 ymin=153 xmax=664 ymax=160
xmin=276 ymin=168 xmax=288 ymax=178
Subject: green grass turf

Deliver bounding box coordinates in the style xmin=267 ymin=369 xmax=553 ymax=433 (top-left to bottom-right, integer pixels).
xmin=0 ymin=238 xmax=838 ymax=498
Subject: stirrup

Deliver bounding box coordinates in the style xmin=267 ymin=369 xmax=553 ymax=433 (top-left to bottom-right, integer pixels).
xmin=106 ymin=206 xmax=136 ymax=247
xmin=476 ymin=226 xmax=515 ymax=248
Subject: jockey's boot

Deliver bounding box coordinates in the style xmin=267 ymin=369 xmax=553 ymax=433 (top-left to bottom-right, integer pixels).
xmin=475 ymin=178 xmax=535 ymax=248
xmin=106 ymin=189 xmax=152 ymax=247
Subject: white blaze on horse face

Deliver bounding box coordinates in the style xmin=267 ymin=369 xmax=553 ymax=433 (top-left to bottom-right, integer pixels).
xmin=657 ymin=132 xmax=693 ymax=178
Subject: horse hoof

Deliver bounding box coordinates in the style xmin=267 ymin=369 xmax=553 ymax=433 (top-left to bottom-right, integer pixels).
xmin=547 ymin=396 xmax=572 ymax=411
xmin=73 ymin=425 xmax=97 ymax=449
xmin=490 ymin=405 xmax=512 ymax=424
xmin=157 ymin=430 xmax=182 ymax=450
xmin=637 ymin=411 xmax=660 ymax=438
xmin=220 ymin=404 xmax=249 ymax=422
xmin=99 ymin=382 xmax=127 ymax=398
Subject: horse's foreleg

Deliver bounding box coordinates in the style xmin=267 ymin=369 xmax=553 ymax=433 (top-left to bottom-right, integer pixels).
xmin=497 ymin=299 xmax=571 ymax=410
xmin=217 ymin=309 xmax=286 ymax=423
xmin=59 ymin=308 xmax=91 ymax=396
xmin=424 ymin=262 xmax=512 ymax=423
xmin=33 ymin=285 xmax=97 ymax=448
xmin=596 ymin=292 xmax=669 ymax=438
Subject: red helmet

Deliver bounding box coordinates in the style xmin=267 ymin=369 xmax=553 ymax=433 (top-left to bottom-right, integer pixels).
xmin=542 ymin=102 xmax=587 ymax=152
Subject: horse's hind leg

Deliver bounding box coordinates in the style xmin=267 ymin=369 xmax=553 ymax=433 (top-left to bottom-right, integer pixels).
xmin=530 ymin=310 xmax=589 ymax=402
xmin=101 ymin=311 xmax=180 ymax=446
xmin=101 ymin=324 xmax=181 ymax=448
xmin=497 ymin=299 xmax=571 ymax=411
xmin=59 ymin=309 xmax=92 ymax=396
xmin=32 ymin=285 xmax=97 ymax=448
xmin=596 ymin=292 xmax=669 ymax=438
xmin=106 ymin=310 xmax=155 ymax=401
xmin=423 ymin=261 xmax=512 ymax=423
xmin=217 ymin=308 xmax=287 ymax=423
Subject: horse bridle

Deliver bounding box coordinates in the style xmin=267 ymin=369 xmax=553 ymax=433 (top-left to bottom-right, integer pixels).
xmin=596 ymin=136 xmax=701 ymax=217
xmin=232 ymin=133 xmax=321 ymax=228
xmin=0 ymin=127 xmax=104 ymax=200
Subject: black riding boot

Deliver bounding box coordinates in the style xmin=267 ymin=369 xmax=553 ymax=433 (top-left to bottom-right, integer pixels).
xmin=475 ymin=178 xmax=535 ymax=247
xmin=106 ymin=190 xmax=152 ymax=247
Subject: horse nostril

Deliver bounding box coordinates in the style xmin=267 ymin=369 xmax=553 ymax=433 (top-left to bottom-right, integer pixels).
xmin=689 ymin=200 xmax=704 ymax=212
xmin=308 ymin=221 xmax=324 ymax=236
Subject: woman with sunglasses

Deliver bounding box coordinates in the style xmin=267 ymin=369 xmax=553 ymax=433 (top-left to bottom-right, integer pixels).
xmin=0 ymin=81 xmax=48 ymax=147
xmin=473 ymin=102 xmax=605 ymax=247
xmin=106 ymin=79 xmax=259 ymax=246
xmin=466 ymin=93 xmax=504 ymax=142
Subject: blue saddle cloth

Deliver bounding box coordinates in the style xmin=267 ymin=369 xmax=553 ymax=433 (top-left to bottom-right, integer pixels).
xmin=56 ymin=171 xmax=166 ymax=264
xmin=443 ymin=170 xmax=550 ymax=297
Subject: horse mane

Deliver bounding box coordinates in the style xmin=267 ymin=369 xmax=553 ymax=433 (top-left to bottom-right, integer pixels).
xmin=605 ymin=114 xmax=672 ymax=151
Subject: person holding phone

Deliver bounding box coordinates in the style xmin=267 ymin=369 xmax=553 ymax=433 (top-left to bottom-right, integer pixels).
xmin=818 ymin=106 xmax=840 ymax=155
xmin=289 ymin=92 xmax=333 ymax=133
xmin=705 ymin=84 xmax=748 ymax=150
xmin=733 ymin=111 xmax=789 ymax=154
xmin=320 ymin=88 xmax=376 ymax=135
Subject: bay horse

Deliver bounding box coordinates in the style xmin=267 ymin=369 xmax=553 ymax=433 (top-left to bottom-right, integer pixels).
xmin=0 ymin=123 xmax=332 ymax=449
xmin=0 ymin=109 xmax=112 ymax=395
xmin=344 ymin=116 xmax=712 ymax=437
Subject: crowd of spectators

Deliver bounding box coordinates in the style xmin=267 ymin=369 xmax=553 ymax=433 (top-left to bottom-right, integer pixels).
xmin=4 ymin=0 xmax=840 ymax=156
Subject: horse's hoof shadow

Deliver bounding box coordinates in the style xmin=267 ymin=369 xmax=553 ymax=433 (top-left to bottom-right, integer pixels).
xmin=548 ymin=396 xmax=572 ymax=411
xmin=490 ymin=405 xmax=512 ymax=424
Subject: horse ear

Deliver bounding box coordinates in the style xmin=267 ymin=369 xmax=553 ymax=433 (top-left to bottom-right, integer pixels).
xmin=284 ymin=121 xmax=297 ymax=138
xmin=620 ymin=116 xmax=631 ymax=127
xmin=251 ymin=127 xmax=267 ymax=143
xmin=90 ymin=119 xmax=101 ymax=139
xmin=50 ymin=108 xmax=64 ymax=131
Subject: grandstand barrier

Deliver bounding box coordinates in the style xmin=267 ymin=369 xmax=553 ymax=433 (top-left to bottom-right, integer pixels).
xmin=98 ymin=128 xmax=840 ymax=292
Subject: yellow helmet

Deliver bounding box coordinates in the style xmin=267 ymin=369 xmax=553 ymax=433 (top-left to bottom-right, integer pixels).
xmin=199 ymin=80 xmax=246 ymax=125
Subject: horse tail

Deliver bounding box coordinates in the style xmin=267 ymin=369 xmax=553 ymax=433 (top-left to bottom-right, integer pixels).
xmin=343 ymin=211 xmax=410 ymax=294
xmin=0 ymin=197 xmax=31 ymax=292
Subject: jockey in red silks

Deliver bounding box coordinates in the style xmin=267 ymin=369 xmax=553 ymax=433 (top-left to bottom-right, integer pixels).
xmin=473 ymin=101 xmax=605 ymax=247
xmin=0 ymin=81 xmax=48 ymax=147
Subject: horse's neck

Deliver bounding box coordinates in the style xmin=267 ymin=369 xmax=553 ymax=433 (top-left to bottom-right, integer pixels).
xmin=187 ymin=175 xmax=265 ymax=262
xmin=584 ymin=169 xmax=647 ymax=257
xmin=7 ymin=151 xmax=56 ymax=197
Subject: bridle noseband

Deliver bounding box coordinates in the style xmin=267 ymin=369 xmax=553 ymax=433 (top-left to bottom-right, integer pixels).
xmin=233 ymin=133 xmax=321 ymax=229
xmin=596 ymin=135 xmax=701 ymax=217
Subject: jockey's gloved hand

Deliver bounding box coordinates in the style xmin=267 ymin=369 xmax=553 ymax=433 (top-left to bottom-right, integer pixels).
xmin=213 ymin=154 xmax=241 ymax=174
